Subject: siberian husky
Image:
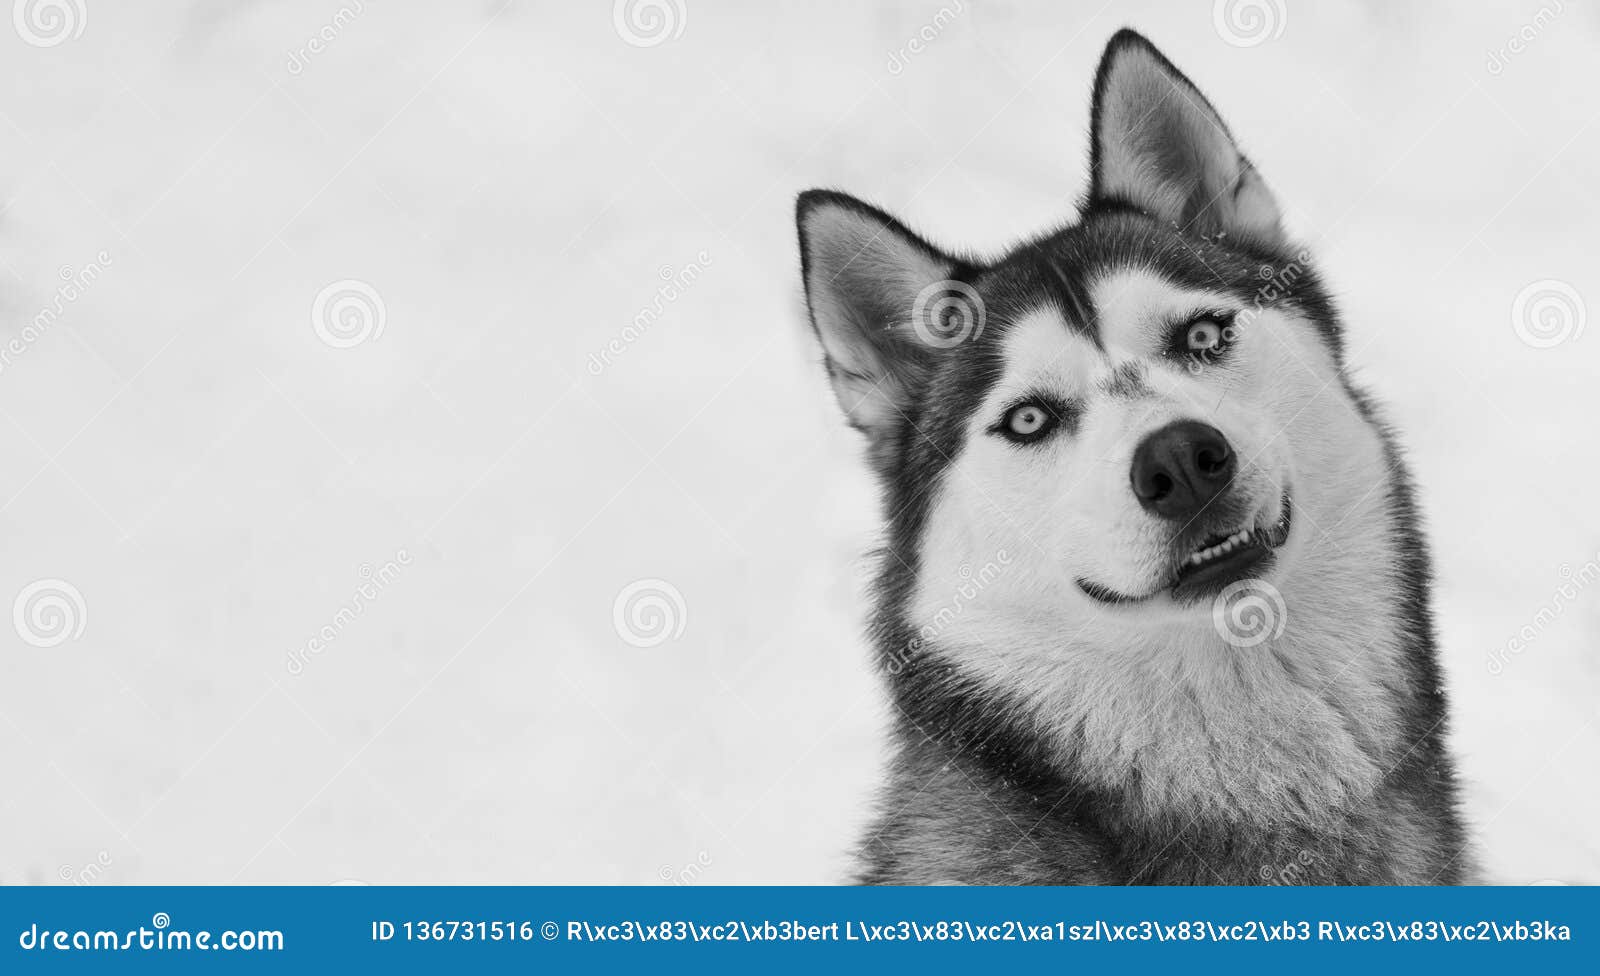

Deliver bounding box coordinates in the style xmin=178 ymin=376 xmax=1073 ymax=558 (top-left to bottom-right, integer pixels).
xmin=796 ymin=30 xmax=1469 ymax=884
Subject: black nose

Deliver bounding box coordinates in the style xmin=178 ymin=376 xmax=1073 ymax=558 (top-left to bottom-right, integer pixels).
xmin=1130 ymin=420 xmax=1236 ymax=521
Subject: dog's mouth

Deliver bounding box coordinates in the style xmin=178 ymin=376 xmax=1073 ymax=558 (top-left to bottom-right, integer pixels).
xmin=1077 ymin=492 xmax=1294 ymax=606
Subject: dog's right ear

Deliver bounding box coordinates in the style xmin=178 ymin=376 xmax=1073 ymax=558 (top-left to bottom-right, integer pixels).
xmin=797 ymin=190 xmax=954 ymax=459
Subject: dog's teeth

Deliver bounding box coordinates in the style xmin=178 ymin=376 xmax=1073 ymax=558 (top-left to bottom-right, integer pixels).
xmin=1185 ymin=526 xmax=1264 ymax=570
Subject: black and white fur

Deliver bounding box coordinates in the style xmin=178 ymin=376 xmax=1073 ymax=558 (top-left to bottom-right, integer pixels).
xmin=797 ymin=30 xmax=1470 ymax=885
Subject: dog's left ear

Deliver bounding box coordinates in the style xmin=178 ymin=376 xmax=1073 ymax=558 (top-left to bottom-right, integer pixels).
xmin=1087 ymin=30 xmax=1283 ymax=245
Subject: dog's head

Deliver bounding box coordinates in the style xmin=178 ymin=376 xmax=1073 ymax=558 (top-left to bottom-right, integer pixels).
xmin=799 ymin=31 xmax=1389 ymax=661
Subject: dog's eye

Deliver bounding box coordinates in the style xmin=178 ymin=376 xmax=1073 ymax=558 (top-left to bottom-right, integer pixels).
xmin=1172 ymin=313 xmax=1237 ymax=367
xmin=1010 ymin=405 xmax=1048 ymax=435
xmin=1186 ymin=320 xmax=1224 ymax=352
xmin=996 ymin=401 xmax=1058 ymax=444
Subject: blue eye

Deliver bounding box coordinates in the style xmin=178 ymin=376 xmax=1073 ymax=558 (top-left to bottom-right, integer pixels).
xmin=1187 ymin=320 xmax=1224 ymax=352
xmin=1174 ymin=313 xmax=1237 ymax=367
xmin=995 ymin=401 xmax=1060 ymax=444
xmin=1009 ymin=405 xmax=1048 ymax=436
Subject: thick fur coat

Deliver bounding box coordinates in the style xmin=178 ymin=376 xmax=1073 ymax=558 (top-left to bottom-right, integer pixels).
xmin=796 ymin=30 xmax=1470 ymax=885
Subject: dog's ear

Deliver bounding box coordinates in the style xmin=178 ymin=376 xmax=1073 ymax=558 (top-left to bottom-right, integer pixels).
xmin=1087 ymin=30 xmax=1283 ymax=245
xmin=797 ymin=190 xmax=959 ymax=460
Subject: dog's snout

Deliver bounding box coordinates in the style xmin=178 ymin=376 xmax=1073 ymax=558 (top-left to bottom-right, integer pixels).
xmin=1129 ymin=420 xmax=1236 ymax=521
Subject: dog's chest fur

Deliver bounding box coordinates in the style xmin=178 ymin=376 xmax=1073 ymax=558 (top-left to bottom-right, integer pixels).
xmin=858 ymin=727 xmax=1466 ymax=884
xmin=859 ymin=467 xmax=1470 ymax=884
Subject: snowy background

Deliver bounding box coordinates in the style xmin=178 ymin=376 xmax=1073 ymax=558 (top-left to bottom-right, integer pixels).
xmin=0 ymin=0 xmax=1595 ymax=884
